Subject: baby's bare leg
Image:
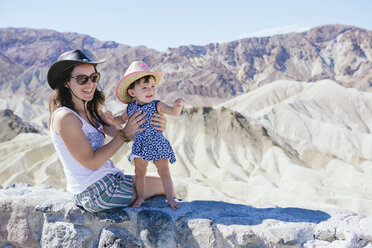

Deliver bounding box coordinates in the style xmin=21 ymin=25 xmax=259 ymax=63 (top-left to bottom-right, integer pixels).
xmin=154 ymin=159 xmax=180 ymax=210
xmin=132 ymin=158 xmax=148 ymax=208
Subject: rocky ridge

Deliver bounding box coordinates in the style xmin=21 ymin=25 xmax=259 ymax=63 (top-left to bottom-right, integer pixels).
xmin=0 ymin=24 xmax=371 ymax=108
xmin=1 ymin=184 xmax=372 ymax=248
xmin=0 ymin=109 xmax=38 ymax=142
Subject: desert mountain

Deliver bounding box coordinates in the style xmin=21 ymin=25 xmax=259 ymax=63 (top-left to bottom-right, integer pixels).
xmin=0 ymin=24 xmax=371 ymax=109
xmin=0 ymin=25 xmax=372 ymax=217
xmin=0 ymin=80 xmax=371 ymax=217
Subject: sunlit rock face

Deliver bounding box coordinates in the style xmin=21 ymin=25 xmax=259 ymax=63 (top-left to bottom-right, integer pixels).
xmin=1 ymin=184 xmax=372 ymax=248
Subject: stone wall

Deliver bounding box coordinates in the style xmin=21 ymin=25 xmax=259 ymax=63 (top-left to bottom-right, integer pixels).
xmin=1 ymin=184 xmax=372 ymax=248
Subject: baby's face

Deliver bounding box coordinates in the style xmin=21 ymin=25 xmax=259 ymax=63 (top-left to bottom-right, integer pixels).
xmin=130 ymin=76 xmax=157 ymax=104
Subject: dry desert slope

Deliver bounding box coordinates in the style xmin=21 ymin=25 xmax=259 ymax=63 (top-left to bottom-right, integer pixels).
xmin=1 ymin=79 xmax=371 ymax=217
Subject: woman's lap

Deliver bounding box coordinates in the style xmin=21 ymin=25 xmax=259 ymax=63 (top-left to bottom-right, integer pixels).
xmin=73 ymin=173 xmax=134 ymax=213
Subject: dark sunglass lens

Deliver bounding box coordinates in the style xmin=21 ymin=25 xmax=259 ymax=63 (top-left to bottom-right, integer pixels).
xmin=90 ymin=73 xmax=100 ymax=83
xmin=76 ymin=75 xmax=89 ymax=85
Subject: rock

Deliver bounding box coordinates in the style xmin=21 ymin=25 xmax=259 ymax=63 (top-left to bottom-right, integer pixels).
xmin=98 ymin=227 xmax=142 ymax=248
xmin=0 ymin=184 xmax=371 ymax=247
xmin=41 ymin=222 xmax=92 ymax=248
xmin=0 ymin=185 xmax=45 ymax=248
xmin=0 ymin=109 xmax=38 ymax=142
xmin=136 ymin=210 xmax=176 ymax=247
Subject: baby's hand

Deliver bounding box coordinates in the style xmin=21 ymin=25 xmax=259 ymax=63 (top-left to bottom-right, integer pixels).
xmin=174 ymin=98 xmax=185 ymax=107
xmin=104 ymin=111 xmax=114 ymax=123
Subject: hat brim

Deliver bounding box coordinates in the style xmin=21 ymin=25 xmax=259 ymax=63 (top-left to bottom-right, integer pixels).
xmin=47 ymin=59 xmax=106 ymax=89
xmin=115 ymin=71 xmax=164 ymax=104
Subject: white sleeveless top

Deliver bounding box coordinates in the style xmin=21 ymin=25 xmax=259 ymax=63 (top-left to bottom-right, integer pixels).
xmin=50 ymin=107 xmax=122 ymax=194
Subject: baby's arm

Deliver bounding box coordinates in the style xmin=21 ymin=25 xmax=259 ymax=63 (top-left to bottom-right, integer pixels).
xmin=104 ymin=111 xmax=129 ymax=125
xmin=157 ymin=98 xmax=185 ymax=116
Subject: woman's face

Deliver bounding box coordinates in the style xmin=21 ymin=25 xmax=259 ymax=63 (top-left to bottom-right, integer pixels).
xmin=66 ymin=64 xmax=97 ymax=102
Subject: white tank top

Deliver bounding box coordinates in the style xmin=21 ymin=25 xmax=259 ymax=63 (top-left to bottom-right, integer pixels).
xmin=50 ymin=107 xmax=122 ymax=194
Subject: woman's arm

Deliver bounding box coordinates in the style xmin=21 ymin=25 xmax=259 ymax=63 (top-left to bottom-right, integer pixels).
xmin=53 ymin=109 xmax=147 ymax=170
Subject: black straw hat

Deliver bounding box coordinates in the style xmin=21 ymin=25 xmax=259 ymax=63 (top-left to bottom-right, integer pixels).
xmin=47 ymin=49 xmax=106 ymax=89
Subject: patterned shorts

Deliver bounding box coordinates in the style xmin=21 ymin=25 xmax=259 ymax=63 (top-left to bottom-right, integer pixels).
xmin=73 ymin=173 xmax=134 ymax=213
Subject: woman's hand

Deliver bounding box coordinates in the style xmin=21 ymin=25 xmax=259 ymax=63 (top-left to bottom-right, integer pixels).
xmin=122 ymin=110 xmax=147 ymax=141
xmin=150 ymin=113 xmax=167 ymax=132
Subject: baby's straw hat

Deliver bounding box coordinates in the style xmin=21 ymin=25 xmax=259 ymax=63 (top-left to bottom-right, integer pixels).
xmin=115 ymin=61 xmax=164 ymax=103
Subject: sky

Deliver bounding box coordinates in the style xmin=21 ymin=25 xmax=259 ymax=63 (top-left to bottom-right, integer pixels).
xmin=1 ymin=0 xmax=371 ymax=51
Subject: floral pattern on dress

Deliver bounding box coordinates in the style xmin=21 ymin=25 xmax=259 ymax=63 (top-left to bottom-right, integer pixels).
xmin=127 ymin=100 xmax=176 ymax=164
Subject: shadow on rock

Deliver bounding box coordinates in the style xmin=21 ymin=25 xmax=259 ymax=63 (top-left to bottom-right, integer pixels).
xmin=184 ymin=200 xmax=331 ymax=225
xmin=136 ymin=196 xmax=331 ymax=226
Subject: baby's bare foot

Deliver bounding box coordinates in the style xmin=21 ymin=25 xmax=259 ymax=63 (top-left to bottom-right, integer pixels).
xmin=133 ymin=198 xmax=145 ymax=208
xmin=167 ymin=198 xmax=180 ymax=210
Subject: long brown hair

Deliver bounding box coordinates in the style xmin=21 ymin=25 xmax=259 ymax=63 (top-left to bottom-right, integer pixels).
xmin=48 ymin=64 xmax=107 ymax=127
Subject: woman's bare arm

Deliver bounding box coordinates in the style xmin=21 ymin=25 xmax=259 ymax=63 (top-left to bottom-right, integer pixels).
xmin=53 ymin=109 xmax=147 ymax=170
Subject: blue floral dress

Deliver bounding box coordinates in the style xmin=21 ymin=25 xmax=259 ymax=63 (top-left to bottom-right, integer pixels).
xmin=127 ymin=100 xmax=176 ymax=164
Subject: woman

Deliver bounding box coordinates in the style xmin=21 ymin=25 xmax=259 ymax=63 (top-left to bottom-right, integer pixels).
xmin=47 ymin=49 xmax=166 ymax=212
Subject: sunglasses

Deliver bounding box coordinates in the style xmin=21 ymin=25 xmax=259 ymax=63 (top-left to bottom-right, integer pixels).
xmin=70 ymin=72 xmax=100 ymax=85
